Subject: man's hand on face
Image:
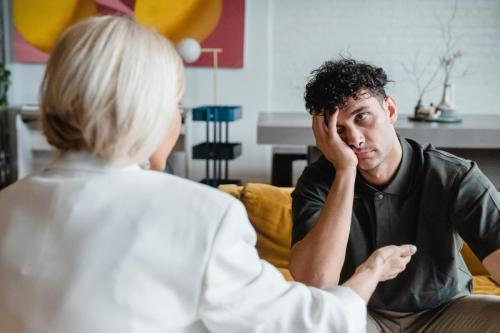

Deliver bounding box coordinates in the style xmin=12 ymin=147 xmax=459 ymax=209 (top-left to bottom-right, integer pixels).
xmin=312 ymin=110 xmax=358 ymax=172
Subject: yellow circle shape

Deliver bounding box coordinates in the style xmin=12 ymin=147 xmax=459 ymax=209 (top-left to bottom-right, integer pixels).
xmin=135 ymin=0 xmax=222 ymax=43
xmin=14 ymin=0 xmax=97 ymax=53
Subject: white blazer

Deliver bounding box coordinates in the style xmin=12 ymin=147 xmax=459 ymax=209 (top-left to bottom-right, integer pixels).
xmin=0 ymin=152 xmax=366 ymax=333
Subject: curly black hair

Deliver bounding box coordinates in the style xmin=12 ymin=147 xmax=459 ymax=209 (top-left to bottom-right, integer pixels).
xmin=304 ymin=58 xmax=391 ymax=115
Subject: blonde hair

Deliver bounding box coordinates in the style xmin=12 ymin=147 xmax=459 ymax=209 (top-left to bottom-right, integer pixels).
xmin=40 ymin=15 xmax=184 ymax=166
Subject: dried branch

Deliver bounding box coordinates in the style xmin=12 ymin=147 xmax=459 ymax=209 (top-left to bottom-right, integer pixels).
xmin=403 ymin=0 xmax=468 ymax=105
xmin=400 ymin=55 xmax=441 ymax=101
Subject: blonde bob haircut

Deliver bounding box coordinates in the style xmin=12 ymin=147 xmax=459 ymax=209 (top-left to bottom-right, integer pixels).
xmin=40 ymin=15 xmax=184 ymax=166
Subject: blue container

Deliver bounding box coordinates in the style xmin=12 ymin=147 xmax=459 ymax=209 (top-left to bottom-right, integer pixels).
xmin=192 ymin=105 xmax=242 ymax=122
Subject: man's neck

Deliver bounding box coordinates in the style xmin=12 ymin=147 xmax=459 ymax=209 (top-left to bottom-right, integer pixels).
xmin=359 ymin=139 xmax=403 ymax=188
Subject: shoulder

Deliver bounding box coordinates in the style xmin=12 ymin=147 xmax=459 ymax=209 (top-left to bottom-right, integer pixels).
xmin=126 ymin=170 xmax=241 ymax=213
xmin=296 ymin=155 xmax=334 ymax=187
xmin=292 ymin=155 xmax=334 ymax=201
xmin=1 ymin=169 xmax=242 ymax=226
xmin=406 ymin=138 xmax=472 ymax=180
xmin=425 ymin=145 xmax=470 ymax=171
xmin=404 ymin=138 xmax=497 ymax=195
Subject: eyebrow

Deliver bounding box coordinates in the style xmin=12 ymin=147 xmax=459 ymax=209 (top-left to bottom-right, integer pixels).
xmin=347 ymin=106 xmax=368 ymax=117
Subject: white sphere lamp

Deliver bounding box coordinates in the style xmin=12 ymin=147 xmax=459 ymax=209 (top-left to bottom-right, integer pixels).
xmin=176 ymin=38 xmax=202 ymax=63
xmin=176 ymin=37 xmax=223 ymax=104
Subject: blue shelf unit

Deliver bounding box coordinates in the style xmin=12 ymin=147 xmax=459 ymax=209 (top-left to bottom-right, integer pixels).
xmin=192 ymin=105 xmax=242 ymax=187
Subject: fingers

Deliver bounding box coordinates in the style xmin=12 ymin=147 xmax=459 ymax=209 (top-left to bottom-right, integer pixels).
xmin=326 ymin=108 xmax=339 ymax=130
xmin=373 ymin=244 xmax=417 ymax=265
xmin=385 ymin=250 xmax=413 ymax=279
xmin=397 ymin=244 xmax=418 ymax=257
xmin=312 ymin=115 xmax=327 ymax=144
xmin=401 ymin=254 xmax=412 ymax=267
xmin=374 ymin=246 xmax=397 ymax=261
xmin=312 ymin=109 xmax=339 ymax=139
xmin=393 ymin=257 xmax=409 ymax=272
xmin=380 ymin=259 xmax=408 ymax=282
xmin=373 ymin=244 xmax=417 ymax=282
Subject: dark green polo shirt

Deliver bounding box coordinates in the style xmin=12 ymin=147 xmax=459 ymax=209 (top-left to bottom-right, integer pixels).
xmin=292 ymin=137 xmax=500 ymax=312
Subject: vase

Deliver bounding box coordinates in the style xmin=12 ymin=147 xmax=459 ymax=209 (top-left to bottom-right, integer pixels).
xmin=436 ymin=83 xmax=456 ymax=118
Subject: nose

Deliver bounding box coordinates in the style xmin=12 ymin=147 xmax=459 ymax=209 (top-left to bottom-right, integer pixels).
xmin=344 ymin=126 xmax=365 ymax=149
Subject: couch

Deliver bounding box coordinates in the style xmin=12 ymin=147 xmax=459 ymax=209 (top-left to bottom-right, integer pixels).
xmin=219 ymin=183 xmax=500 ymax=296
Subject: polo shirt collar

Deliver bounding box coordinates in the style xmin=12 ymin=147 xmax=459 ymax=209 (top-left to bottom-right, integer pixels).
xmin=354 ymin=137 xmax=414 ymax=196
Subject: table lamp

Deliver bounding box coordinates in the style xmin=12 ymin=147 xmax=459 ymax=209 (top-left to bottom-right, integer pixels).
xmin=177 ymin=38 xmax=222 ymax=105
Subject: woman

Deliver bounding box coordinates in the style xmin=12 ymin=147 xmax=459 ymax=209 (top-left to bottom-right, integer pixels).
xmin=0 ymin=16 xmax=414 ymax=332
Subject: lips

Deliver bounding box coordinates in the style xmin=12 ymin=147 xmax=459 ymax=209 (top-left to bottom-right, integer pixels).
xmin=354 ymin=149 xmax=375 ymax=159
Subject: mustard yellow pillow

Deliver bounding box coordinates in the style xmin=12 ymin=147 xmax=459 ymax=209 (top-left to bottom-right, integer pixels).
xmin=472 ymin=276 xmax=500 ymax=295
xmin=240 ymin=183 xmax=294 ymax=281
xmin=218 ymin=184 xmax=243 ymax=200
xmin=461 ymin=242 xmax=488 ymax=276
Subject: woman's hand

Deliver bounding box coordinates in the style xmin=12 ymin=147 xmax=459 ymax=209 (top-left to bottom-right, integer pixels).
xmin=356 ymin=244 xmax=417 ymax=282
xmin=342 ymin=244 xmax=416 ymax=303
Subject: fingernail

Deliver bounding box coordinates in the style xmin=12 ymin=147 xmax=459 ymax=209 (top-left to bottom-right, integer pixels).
xmin=409 ymin=245 xmax=417 ymax=254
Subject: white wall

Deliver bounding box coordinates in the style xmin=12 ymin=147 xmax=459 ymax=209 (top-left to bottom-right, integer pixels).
xmin=271 ymin=0 xmax=500 ymax=116
xmin=7 ymin=0 xmax=500 ymax=183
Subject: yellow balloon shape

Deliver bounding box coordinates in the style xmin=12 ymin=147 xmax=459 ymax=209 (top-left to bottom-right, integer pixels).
xmin=135 ymin=0 xmax=222 ymax=43
xmin=14 ymin=0 xmax=97 ymax=53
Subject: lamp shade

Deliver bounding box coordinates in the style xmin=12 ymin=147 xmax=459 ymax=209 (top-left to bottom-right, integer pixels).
xmin=176 ymin=38 xmax=202 ymax=63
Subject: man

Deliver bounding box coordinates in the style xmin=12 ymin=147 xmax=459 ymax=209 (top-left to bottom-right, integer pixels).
xmin=290 ymin=58 xmax=500 ymax=332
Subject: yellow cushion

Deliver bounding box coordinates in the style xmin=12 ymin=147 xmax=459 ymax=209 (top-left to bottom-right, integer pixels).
xmin=461 ymin=244 xmax=500 ymax=294
xmin=218 ymin=184 xmax=243 ymax=200
xmin=472 ymin=275 xmax=500 ymax=296
xmin=460 ymin=242 xmax=489 ymax=276
xmin=219 ymin=183 xmax=294 ymax=280
xmin=240 ymin=183 xmax=294 ymax=281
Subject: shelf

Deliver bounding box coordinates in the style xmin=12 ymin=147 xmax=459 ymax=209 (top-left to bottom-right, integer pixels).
xmin=192 ymin=142 xmax=242 ymax=160
xmin=192 ymin=105 xmax=242 ymax=122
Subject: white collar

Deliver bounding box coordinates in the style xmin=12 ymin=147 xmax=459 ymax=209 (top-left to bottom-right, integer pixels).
xmin=47 ymin=151 xmax=142 ymax=173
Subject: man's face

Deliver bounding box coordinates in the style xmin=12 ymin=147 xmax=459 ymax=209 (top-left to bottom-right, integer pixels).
xmin=332 ymin=92 xmax=398 ymax=172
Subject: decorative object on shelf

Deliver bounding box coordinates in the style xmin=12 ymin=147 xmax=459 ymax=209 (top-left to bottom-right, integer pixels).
xmin=405 ymin=0 xmax=466 ymax=124
xmin=191 ymin=105 xmax=242 ymax=187
xmin=433 ymin=47 xmax=465 ymax=122
xmin=435 ymin=83 xmax=456 ymax=118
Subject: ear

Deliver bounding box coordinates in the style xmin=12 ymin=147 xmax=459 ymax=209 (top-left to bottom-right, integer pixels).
xmin=385 ymin=96 xmax=398 ymax=125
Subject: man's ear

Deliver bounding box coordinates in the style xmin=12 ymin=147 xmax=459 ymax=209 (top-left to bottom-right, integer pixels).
xmin=385 ymin=96 xmax=398 ymax=124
